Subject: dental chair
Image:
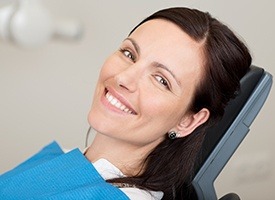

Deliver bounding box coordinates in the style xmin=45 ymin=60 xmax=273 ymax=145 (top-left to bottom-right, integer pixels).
xmin=190 ymin=66 xmax=273 ymax=200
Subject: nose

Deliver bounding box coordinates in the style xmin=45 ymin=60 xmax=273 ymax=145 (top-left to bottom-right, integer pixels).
xmin=114 ymin=63 xmax=143 ymax=93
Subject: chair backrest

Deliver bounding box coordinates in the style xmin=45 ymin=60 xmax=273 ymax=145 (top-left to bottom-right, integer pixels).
xmin=191 ymin=65 xmax=273 ymax=200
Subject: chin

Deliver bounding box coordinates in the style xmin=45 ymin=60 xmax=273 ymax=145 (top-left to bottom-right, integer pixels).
xmin=87 ymin=107 xmax=111 ymax=135
xmin=88 ymin=107 xmax=101 ymax=131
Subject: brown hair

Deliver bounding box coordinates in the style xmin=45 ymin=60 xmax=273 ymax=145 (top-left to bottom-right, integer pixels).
xmin=108 ymin=7 xmax=251 ymax=199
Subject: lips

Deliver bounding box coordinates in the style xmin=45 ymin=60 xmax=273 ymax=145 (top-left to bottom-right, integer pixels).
xmin=105 ymin=89 xmax=137 ymax=115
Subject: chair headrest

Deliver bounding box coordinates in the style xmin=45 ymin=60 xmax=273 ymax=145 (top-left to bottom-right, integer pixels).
xmin=195 ymin=66 xmax=264 ymax=174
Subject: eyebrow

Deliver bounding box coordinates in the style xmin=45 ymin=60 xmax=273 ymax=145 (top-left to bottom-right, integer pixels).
xmin=153 ymin=62 xmax=181 ymax=87
xmin=124 ymin=38 xmax=140 ymax=55
xmin=124 ymin=37 xmax=181 ymax=87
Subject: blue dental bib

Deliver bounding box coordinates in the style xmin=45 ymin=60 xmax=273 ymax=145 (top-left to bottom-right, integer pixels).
xmin=0 ymin=141 xmax=129 ymax=200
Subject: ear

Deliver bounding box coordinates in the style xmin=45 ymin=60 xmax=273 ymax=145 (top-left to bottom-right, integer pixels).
xmin=175 ymin=108 xmax=210 ymax=138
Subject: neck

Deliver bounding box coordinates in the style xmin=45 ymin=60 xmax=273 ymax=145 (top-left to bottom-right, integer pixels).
xmin=85 ymin=133 xmax=161 ymax=176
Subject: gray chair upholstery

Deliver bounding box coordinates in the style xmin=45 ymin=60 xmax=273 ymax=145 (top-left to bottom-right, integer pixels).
xmin=191 ymin=66 xmax=273 ymax=200
xmin=219 ymin=193 xmax=241 ymax=200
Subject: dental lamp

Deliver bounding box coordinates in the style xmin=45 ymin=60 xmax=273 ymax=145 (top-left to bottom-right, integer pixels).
xmin=0 ymin=0 xmax=83 ymax=48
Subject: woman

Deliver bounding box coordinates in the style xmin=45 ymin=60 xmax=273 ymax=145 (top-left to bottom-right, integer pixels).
xmin=0 ymin=7 xmax=251 ymax=200
xmin=86 ymin=6 xmax=251 ymax=199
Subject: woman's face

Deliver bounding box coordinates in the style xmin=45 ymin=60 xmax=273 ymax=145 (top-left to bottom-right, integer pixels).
xmin=88 ymin=19 xmax=205 ymax=148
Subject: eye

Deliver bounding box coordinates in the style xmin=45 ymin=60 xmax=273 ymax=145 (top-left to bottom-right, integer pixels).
xmin=119 ymin=48 xmax=136 ymax=62
xmin=155 ymin=75 xmax=170 ymax=90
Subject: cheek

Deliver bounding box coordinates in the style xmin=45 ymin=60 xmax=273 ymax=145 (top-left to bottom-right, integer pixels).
xmin=139 ymin=88 xmax=188 ymax=127
xmin=98 ymin=59 xmax=114 ymax=81
xmin=99 ymin=54 xmax=127 ymax=81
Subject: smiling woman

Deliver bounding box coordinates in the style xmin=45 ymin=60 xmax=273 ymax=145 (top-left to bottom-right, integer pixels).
xmin=88 ymin=19 xmax=206 ymax=148
xmin=86 ymin=7 xmax=251 ymax=200
xmin=0 ymin=7 xmax=251 ymax=200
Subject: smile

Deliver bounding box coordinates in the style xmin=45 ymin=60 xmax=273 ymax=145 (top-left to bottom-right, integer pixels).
xmin=105 ymin=91 xmax=136 ymax=115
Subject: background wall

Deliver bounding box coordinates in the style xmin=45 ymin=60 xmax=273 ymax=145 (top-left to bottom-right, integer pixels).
xmin=0 ymin=0 xmax=274 ymax=199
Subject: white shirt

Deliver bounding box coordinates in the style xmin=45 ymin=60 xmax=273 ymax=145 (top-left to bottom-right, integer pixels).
xmin=64 ymin=147 xmax=163 ymax=199
xmin=93 ymin=158 xmax=163 ymax=200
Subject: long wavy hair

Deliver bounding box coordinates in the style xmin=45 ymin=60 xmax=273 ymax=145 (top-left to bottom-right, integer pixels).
xmin=108 ymin=7 xmax=252 ymax=199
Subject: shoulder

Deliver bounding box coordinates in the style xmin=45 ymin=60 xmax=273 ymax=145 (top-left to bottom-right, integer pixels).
xmin=93 ymin=159 xmax=163 ymax=199
xmin=120 ymin=187 xmax=163 ymax=200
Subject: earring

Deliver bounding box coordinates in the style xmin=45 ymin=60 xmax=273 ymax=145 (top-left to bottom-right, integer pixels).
xmin=168 ymin=131 xmax=179 ymax=140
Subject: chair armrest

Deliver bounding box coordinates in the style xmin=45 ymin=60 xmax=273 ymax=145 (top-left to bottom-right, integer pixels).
xmin=219 ymin=193 xmax=241 ymax=200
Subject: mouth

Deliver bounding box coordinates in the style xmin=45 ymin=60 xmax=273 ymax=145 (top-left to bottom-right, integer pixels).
xmin=104 ymin=89 xmax=137 ymax=115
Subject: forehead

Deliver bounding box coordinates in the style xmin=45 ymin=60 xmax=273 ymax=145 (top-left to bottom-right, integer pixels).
xmin=130 ymin=19 xmax=204 ymax=60
xmin=129 ymin=19 xmax=205 ymax=93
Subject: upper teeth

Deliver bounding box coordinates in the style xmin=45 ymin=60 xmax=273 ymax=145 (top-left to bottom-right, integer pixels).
xmin=106 ymin=92 xmax=134 ymax=114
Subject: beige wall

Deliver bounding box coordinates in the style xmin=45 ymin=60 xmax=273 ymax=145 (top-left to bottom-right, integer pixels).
xmin=0 ymin=1 xmax=274 ymax=199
